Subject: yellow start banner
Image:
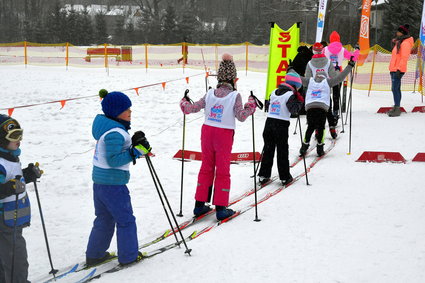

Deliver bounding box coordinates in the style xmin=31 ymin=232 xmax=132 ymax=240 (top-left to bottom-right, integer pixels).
xmin=265 ymin=22 xmax=300 ymax=100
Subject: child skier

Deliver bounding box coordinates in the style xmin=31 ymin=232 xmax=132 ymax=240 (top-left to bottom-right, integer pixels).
xmin=257 ymin=72 xmax=305 ymax=186
xmin=0 ymin=114 xmax=42 ymax=283
xmin=180 ymin=53 xmax=256 ymax=220
xmin=299 ymin=58 xmax=355 ymax=156
xmin=323 ymin=31 xmax=359 ymax=124
xmin=305 ymin=42 xmax=339 ymax=139
xmin=85 ymin=90 xmax=151 ymax=267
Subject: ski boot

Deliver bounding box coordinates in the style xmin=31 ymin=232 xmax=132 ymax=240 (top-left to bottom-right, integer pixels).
xmin=258 ymin=176 xmax=270 ymax=186
xmin=281 ymin=175 xmax=293 ymax=186
xmin=216 ymin=206 xmax=236 ymax=221
xmin=193 ymin=201 xmax=212 ymax=217
xmin=388 ymin=106 xmax=401 ymax=117
xmin=317 ymin=143 xmax=325 ymax=157
xmin=86 ymin=252 xmax=115 ymax=267
xmin=119 ymin=252 xmax=144 ymax=266
xmin=329 ymin=127 xmax=338 ymax=139
xmin=299 ymin=142 xmax=309 ymax=156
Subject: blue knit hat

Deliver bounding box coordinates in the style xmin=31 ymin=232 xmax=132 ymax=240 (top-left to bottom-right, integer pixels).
xmin=99 ymin=90 xmax=132 ymax=118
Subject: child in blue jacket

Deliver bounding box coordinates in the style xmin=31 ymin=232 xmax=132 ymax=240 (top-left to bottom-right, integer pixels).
xmin=86 ymin=90 xmax=151 ymax=267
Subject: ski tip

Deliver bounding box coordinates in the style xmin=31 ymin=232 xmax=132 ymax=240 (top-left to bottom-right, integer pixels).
xmin=189 ymin=230 xmax=198 ymax=239
xmin=164 ymin=229 xmax=171 ymax=237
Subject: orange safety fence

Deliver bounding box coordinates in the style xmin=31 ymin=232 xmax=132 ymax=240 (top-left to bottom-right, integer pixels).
xmin=0 ymin=72 xmax=205 ymax=116
xmin=0 ymin=40 xmax=424 ymax=95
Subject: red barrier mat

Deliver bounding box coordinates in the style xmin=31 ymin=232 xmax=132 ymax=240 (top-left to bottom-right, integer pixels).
xmin=356 ymin=151 xmax=406 ymax=163
xmin=377 ymin=107 xmax=407 ymax=113
xmin=412 ymin=106 xmax=425 ymax=113
xmin=412 ymin=153 xmax=425 ymax=162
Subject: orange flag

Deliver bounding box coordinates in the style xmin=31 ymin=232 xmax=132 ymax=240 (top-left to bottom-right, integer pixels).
xmin=358 ymin=0 xmax=372 ymax=66
xmin=8 ymin=108 xmax=14 ymax=116
xmin=134 ymin=88 xmax=140 ymax=96
xmin=186 ymin=77 xmax=189 ymax=84
xmin=60 ymin=100 xmax=66 ymax=109
xmin=206 ymin=72 xmax=209 ymax=78
xmin=161 ymin=82 xmax=166 ymax=90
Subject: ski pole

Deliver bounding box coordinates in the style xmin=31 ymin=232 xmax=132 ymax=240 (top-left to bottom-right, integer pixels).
xmin=344 ymin=68 xmax=354 ymax=125
xmin=145 ymin=156 xmax=181 ymax=247
xmin=201 ymin=48 xmax=209 ymax=91
xmin=347 ymin=66 xmax=355 ymax=155
xmin=177 ymin=89 xmax=190 ymax=217
xmin=293 ymin=115 xmax=299 ymax=135
xmin=33 ymin=180 xmax=58 ymax=277
xmin=297 ymin=116 xmax=310 ymax=185
xmin=249 ymin=92 xmax=264 ymax=177
xmin=10 ymin=193 xmax=18 ymax=283
xmin=250 ymin=91 xmax=261 ymax=222
xmin=339 ymin=94 xmax=345 ymax=133
xmin=145 ymin=155 xmax=192 ymax=255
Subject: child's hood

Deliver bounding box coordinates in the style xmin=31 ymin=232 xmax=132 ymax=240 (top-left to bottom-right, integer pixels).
xmin=92 ymin=114 xmax=126 ymax=140
xmin=327 ymin=41 xmax=343 ymax=55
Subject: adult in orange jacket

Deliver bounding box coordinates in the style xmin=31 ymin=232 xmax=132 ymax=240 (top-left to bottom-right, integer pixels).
xmin=388 ymin=24 xmax=414 ymax=117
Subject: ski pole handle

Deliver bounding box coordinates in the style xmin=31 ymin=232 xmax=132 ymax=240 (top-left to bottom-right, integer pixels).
xmin=183 ymin=89 xmax=193 ymax=103
xmin=250 ymin=91 xmax=264 ymax=110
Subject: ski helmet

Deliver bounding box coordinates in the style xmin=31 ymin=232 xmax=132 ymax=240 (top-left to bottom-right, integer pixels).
xmin=0 ymin=114 xmax=23 ymax=148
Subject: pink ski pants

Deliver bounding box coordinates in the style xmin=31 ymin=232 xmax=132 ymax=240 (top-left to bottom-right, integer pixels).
xmin=195 ymin=124 xmax=234 ymax=206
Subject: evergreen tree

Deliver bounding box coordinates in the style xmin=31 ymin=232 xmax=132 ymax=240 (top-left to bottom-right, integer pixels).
xmin=113 ymin=16 xmax=125 ymax=44
xmin=45 ymin=2 xmax=66 ymax=43
xmin=162 ymin=4 xmax=178 ymax=44
xmin=382 ymin=0 xmax=422 ymax=49
xmin=33 ymin=19 xmax=46 ymax=43
xmin=22 ymin=20 xmax=33 ymax=41
xmin=176 ymin=11 xmax=200 ymax=43
xmin=94 ymin=12 xmax=109 ymax=44
xmin=80 ymin=8 xmax=94 ymax=45
xmin=125 ymin=21 xmax=136 ymax=44
xmin=66 ymin=8 xmax=79 ymax=44
xmin=137 ymin=8 xmax=153 ymax=43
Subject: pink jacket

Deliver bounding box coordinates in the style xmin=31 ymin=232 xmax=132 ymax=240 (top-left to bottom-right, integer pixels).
xmin=324 ymin=31 xmax=359 ymax=63
xmin=389 ymin=37 xmax=414 ymax=73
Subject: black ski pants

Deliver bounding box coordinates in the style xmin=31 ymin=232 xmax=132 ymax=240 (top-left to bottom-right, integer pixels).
xmin=305 ymin=108 xmax=327 ymax=144
xmin=258 ymin=118 xmax=291 ymax=181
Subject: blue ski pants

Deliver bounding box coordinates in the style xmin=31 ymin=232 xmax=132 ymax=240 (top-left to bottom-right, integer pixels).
xmin=86 ymin=184 xmax=138 ymax=264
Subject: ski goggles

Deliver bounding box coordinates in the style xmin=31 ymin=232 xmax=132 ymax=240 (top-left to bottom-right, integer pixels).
xmin=1 ymin=119 xmax=23 ymax=142
xmin=5 ymin=128 xmax=23 ymax=142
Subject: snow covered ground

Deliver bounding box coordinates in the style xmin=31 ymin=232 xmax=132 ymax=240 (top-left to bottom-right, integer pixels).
xmin=1 ymin=65 xmax=424 ymax=283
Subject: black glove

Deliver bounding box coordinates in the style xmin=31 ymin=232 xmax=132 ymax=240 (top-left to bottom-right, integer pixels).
xmin=348 ymin=60 xmax=355 ymax=67
xmin=264 ymin=100 xmax=270 ymax=112
xmin=0 ymin=176 xmax=25 ymax=197
xmin=132 ymin=131 xmax=151 ymax=154
xmin=23 ymin=163 xmax=43 ymax=183
xmin=396 ymin=70 xmax=402 ymax=79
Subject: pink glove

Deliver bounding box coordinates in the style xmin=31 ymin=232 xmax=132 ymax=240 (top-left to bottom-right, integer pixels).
xmin=180 ymin=98 xmax=191 ymax=114
xmin=244 ymin=96 xmax=256 ymax=114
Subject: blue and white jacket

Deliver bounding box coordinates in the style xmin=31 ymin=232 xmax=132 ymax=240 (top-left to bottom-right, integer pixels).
xmin=0 ymin=147 xmax=31 ymax=227
xmin=92 ymin=114 xmax=138 ymax=185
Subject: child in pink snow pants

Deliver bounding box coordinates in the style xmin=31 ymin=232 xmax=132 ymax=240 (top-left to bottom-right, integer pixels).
xmin=180 ymin=53 xmax=256 ymax=220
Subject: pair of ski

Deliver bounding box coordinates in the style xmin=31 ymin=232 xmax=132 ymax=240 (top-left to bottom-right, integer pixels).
xmin=35 ymin=141 xmax=333 ymax=283
xmin=189 ymin=139 xmax=337 ymax=239
xmin=34 ymin=176 xmax=279 ymax=283
xmin=70 ymin=142 xmax=332 ymax=282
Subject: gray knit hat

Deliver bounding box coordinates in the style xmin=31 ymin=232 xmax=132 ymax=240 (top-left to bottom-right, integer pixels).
xmin=217 ymin=53 xmax=237 ymax=82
